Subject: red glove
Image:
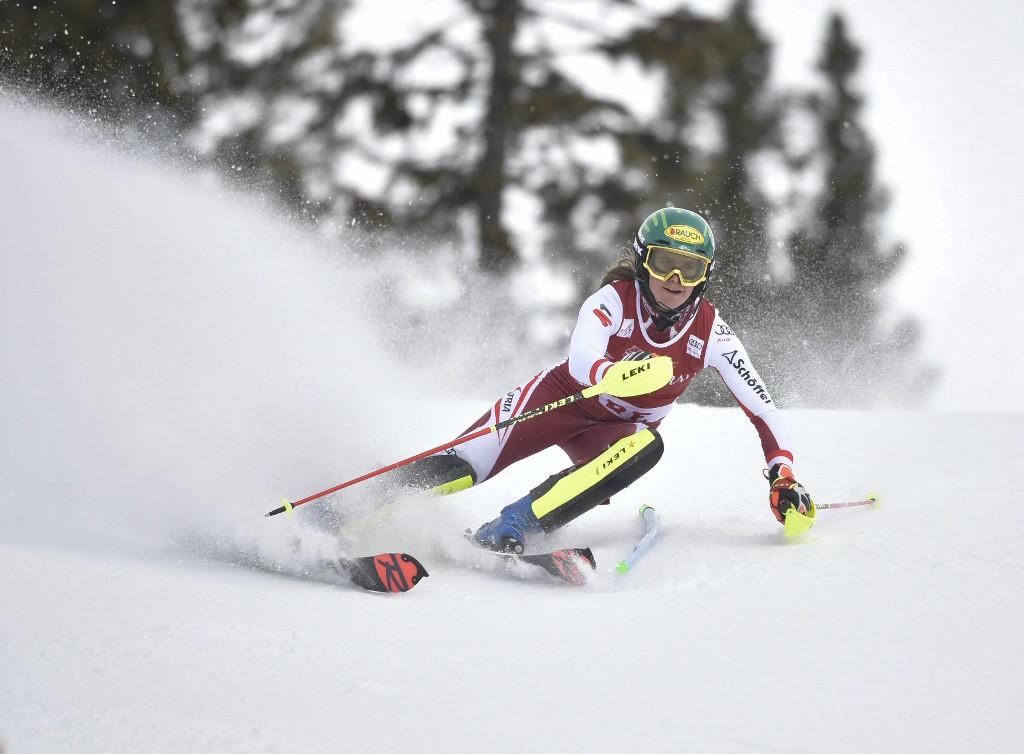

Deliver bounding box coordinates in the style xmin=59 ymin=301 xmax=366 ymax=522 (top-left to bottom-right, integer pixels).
xmin=767 ymin=463 xmax=814 ymax=524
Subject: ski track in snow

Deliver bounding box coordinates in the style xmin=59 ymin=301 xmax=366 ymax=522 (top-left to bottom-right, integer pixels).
xmin=2 ymin=101 xmax=1023 ymax=753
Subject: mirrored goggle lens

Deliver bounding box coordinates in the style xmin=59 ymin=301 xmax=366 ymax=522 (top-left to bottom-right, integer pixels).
xmin=645 ymin=246 xmax=709 ymax=284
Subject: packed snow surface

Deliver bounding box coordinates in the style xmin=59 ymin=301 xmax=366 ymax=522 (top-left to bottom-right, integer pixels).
xmin=4 ymin=407 xmax=1023 ymax=753
xmin=2 ymin=102 xmax=1022 ymax=754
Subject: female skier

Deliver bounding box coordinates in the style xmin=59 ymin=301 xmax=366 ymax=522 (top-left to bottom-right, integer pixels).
xmin=396 ymin=206 xmax=814 ymax=553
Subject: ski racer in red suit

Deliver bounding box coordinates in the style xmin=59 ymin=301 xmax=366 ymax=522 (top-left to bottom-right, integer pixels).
xmin=395 ymin=207 xmax=814 ymax=553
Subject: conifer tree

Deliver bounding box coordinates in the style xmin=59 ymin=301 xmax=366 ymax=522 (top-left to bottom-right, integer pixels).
xmin=2 ymin=1 xmax=930 ymax=405
xmin=0 ymin=1 xmax=193 ymax=125
xmin=783 ymin=13 xmax=930 ymax=405
xmin=702 ymin=0 xmax=776 ymax=317
xmin=673 ymin=0 xmax=780 ymax=405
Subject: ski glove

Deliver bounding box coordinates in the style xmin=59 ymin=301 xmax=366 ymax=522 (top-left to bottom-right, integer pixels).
xmin=767 ymin=463 xmax=814 ymax=524
xmin=621 ymin=349 xmax=654 ymax=362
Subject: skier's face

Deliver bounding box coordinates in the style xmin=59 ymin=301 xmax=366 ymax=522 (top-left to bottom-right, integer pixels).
xmin=648 ymin=273 xmax=695 ymax=310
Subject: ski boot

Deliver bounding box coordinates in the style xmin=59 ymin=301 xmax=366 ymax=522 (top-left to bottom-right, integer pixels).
xmin=471 ymin=494 xmax=543 ymax=554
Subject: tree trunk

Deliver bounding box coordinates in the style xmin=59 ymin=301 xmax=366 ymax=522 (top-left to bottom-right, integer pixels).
xmin=476 ymin=0 xmax=520 ymax=272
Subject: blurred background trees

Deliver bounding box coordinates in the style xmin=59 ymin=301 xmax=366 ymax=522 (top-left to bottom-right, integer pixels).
xmin=0 ymin=0 xmax=932 ymax=405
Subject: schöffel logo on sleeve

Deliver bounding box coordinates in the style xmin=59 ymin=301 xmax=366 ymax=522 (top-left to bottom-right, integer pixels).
xmin=592 ymin=304 xmax=613 ymax=327
xmin=721 ymin=349 xmax=772 ymax=404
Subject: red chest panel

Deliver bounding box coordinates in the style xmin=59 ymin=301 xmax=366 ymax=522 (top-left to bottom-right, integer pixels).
xmin=604 ymin=280 xmax=716 ymax=407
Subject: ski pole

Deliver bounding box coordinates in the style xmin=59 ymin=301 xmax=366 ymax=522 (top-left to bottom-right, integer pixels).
xmin=265 ymin=357 xmax=674 ymax=517
xmin=816 ymin=494 xmax=880 ymax=511
xmin=784 ymin=493 xmax=880 ymax=537
xmin=616 ymin=505 xmax=659 ymax=573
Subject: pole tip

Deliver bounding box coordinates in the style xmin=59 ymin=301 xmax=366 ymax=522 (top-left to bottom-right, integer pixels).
xmin=265 ymin=499 xmax=294 ymax=518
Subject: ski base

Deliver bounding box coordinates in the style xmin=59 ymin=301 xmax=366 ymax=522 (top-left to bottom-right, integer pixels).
xmin=332 ymin=552 xmax=428 ymax=593
xmin=484 ymin=546 xmax=597 ymax=586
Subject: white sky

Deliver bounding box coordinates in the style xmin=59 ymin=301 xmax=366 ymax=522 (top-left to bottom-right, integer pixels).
xmin=742 ymin=0 xmax=1024 ymax=412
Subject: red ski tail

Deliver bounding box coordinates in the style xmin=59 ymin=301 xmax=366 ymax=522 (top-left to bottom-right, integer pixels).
xmin=340 ymin=553 xmax=428 ymax=593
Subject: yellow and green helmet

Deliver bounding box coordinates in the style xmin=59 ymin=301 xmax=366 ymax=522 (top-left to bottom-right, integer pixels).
xmin=634 ymin=206 xmax=716 ymax=265
xmin=632 ymin=207 xmax=717 ymax=329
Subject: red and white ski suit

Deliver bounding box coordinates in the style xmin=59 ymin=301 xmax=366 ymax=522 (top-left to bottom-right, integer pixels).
xmin=452 ymin=279 xmax=795 ymax=486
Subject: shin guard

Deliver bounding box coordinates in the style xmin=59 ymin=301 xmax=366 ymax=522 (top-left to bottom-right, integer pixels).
xmin=529 ymin=428 xmax=664 ymax=532
xmin=391 ymin=454 xmax=477 ymax=496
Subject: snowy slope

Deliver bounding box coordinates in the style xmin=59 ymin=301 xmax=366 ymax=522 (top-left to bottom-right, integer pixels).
xmin=2 ymin=101 xmax=1023 ymax=754
xmin=3 ymin=408 xmax=1023 ymax=753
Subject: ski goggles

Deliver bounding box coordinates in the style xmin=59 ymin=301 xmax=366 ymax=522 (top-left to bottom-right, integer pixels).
xmin=642 ymin=245 xmax=711 ymax=286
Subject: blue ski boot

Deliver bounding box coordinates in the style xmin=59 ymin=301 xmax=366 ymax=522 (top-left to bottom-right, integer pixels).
xmin=471 ymin=494 xmax=544 ymax=554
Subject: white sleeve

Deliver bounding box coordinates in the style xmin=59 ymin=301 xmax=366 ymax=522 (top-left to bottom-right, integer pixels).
xmin=705 ymin=312 xmax=795 ymax=470
xmin=568 ymin=285 xmax=624 ymax=386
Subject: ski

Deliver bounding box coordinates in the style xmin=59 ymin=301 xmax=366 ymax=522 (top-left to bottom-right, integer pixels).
xmin=461 ymin=528 xmax=596 ymax=585
xmin=329 ymin=552 xmax=429 ymax=593
xmin=474 ymin=544 xmax=597 ymax=586
xmin=506 ymin=547 xmax=596 ymax=586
